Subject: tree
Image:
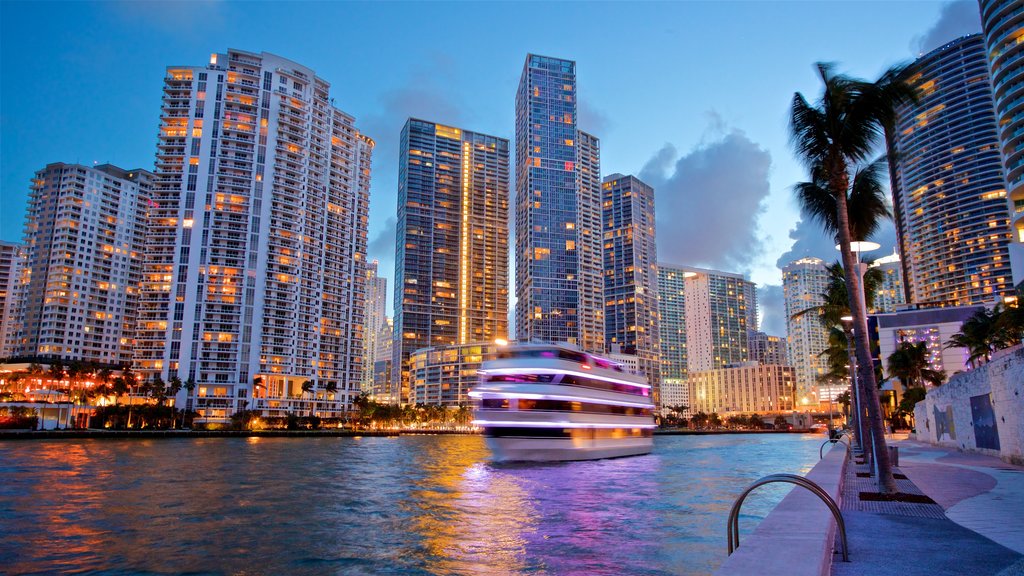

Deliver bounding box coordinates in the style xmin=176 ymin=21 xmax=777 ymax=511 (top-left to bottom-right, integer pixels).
xmin=945 ymin=306 xmax=1007 ymax=369
xmin=690 ymin=411 xmax=709 ymax=429
xmin=301 ymin=379 xmax=316 ymax=419
xmin=323 ymin=381 xmax=339 ymax=420
xmin=708 ymin=413 xmax=722 ymax=428
xmin=789 ymin=62 xmax=915 ymax=495
xmin=167 ymin=376 xmax=183 ymax=428
xmin=887 ymin=342 xmax=944 ymax=389
xmin=774 ymin=415 xmax=789 ymax=429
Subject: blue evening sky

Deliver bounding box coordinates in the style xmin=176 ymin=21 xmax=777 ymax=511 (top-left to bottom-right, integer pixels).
xmin=0 ymin=1 xmax=981 ymax=334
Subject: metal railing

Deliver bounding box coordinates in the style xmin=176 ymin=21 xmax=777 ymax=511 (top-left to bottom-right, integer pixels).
xmin=727 ymin=473 xmax=849 ymax=562
xmin=820 ymin=436 xmax=852 ymax=459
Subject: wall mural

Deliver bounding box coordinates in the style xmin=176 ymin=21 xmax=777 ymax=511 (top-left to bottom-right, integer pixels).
xmin=970 ymin=394 xmax=1000 ymax=451
xmin=932 ymin=404 xmax=956 ymax=441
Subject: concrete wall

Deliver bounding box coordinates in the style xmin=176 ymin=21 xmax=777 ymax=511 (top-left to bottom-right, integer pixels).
xmin=914 ymin=346 xmax=1024 ymax=465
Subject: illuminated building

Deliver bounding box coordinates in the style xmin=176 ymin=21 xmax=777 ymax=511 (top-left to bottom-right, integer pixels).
xmin=869 ymin=251 xmax=906 ymax=313
xmin=749 ymin=331 xmax=788 ymax=366
xmin=979 ymin=0 xmax=1024 ymax=288
xmin=408 ymin=342 xmax=501 ymax=406
xmin=0 ymin=241 xmax=26 ymax=358
xmin=874 ymin=305 xmax=986 ymax=380
xmin=668 ymin=264 xmax=756 ymax=373
xmin=782 ymin=257 xmax=830 ymax=402
xmin=888 ymin=34 xmax=1014 ymax=305
xmin=362 ymin=260 xmax=388 ymax=394
xmin=657 ymin=265 xmax=689 ymax=393
xmin=136 ymin=49 xmax=373 ymax=422
xmin=602 ymin=174 xmax=662 ymax=401
xmin=392 ymin=119 xmax=509 ymax=405
xmin=514 ymin=54 xmax=605 ymax=354
xmin=16 ymin=163 xmax=151 ymax=364
xmin=688 ymin=363 xmax=796 ymax=415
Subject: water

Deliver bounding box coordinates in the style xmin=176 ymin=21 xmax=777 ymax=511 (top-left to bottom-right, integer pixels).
xmin=0 ymin=433 xmax=825 ymax=575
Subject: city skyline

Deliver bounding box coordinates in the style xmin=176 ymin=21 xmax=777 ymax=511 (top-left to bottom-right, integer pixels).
xmin=0 ymin=1 xmax=985 ymax=336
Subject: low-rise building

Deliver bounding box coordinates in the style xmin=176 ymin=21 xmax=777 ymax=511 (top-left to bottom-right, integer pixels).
xmin=688 ymin=363 xmax=796 ymax=415
xmin=408 ymin=342 xmax=501 ymax=406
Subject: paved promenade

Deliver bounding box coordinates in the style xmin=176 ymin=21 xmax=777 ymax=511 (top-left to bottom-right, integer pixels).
xmin=832 ymin=438 xmax=1024 ymax=576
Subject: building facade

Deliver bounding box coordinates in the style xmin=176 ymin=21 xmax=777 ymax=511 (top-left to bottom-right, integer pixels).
xmin=749 ymin=331 xmax=788 ymax=366
xmin=362 ymin=260 xmax=388 ymax=394
xmin=782 ymin=257 xmax=831 ymax=403
xmin=979 ymin=0 xmax=1024 ymax=288
xmin=408 ymin=342 xmax=500 ymax=406
xmin=658 ymin=265 xmax=689 ymax=391
xmin=392 ymin=119 xmax=509 ymax=405
xmin=136 ymin=49 xmax=373 ymax=422
xmin=874 ymin=305 xmax=986 ymax=381
xmin=888 ymin=34 xmax=1014 ymax=306
xmin=672 ymin=265 xmax=756 ymax=373
xmin=602 ymin=173 xmax=661 ymax=399
xmin=688 ymin=363 xmax=796 ymax=415
xmin=514 ymin=54 xmax=604 ymax=353
xmin=870 ymin=251 xmax=906 ymax=313
xmin=16 ymin=163 xmax=150 ymax=365
xmin=0 ymin=242 xmax=26 ymax=358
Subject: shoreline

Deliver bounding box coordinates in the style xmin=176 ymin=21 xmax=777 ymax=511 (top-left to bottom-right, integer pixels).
xmin=0 ymin=428 xmax=817 ymax=440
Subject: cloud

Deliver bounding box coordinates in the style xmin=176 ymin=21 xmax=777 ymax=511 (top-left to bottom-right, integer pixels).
xmin=911 ymin=0 xmax=982 ymax=55
xmin=578 ymin=100 xmax=610 ymax=135
xmin=367 ymin=216 xmax=397 ymax=271
xmin=758 ymin=284 xmax=786 ymax=337
xmin=640 ymin=123 xmax=772 ymax=273
xmin=775 ymin=214 xmax=900 ymax=269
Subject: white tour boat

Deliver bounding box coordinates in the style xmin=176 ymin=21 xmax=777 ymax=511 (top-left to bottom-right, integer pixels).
xmin=469 ymin=344 xmax=656 ymax=462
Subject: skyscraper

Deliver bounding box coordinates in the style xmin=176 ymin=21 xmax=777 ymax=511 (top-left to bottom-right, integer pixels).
xmin=136 ymin=49 xmax=373 ymax=422
xmin=362 ymin=260 xmax=387 ymax=394
xmin=657 ymin=265 xmax=689 ymax=411
xmin=16 ymin=163 xmax=151 ymax=365
xmin=782 ymin=257 xmax=830 ymax=403
xmin=888 ymin=34 xmax=1014 ymax=305
xmin=602 ymin=173 xmax=661 ymax=397
xmin=749 ymin=331 xmax=788 ymax=366
xmin=669 ymin=264 xmax=757 ymax=373
xmin=392 ymin=118 xmax=509 ymax=404
xmin=869 ymin=251 xmax=906 ymax=313
xmin=979 ymin=0 xmax=1024 ymax=288
xmin=0 ymin=241 xmax=26 ymax=359
xmin=514 ymin=54 xmax=604 ymax=353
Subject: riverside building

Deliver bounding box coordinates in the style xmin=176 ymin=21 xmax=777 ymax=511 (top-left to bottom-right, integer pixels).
xmin=671 ymin=265 xmax=756 ymax=373
xmin=869 ymin=251 xmax=906 ymax=313
xmin=136 ymin=49 xmax=373 ymax=423
xmin=0 ymin=241 xmax=26 ymax=358
xmin=15 ymin=163 xmax=151 ymax=365
xmin=362 ymin=260 xmax=388 ymax=394
xmin=888 ymin=34 xmax=1014 ymax=306
xmin=514 ymin=54 xmax=605 ymax=354
xmin=782 ymin=257 xmax=830 ymax=403
xmin=602 ymin=174 xmax=662 ymax=401
xmin=688 ymin=363 xmax=796 ymax=416
xmin=392 ymin=119 xmax=510 ymax=405
xmin=979 ymin=0 xmax=1024 ymax=288
xmin=657 ymin=265 xmax=689 ymax=406
xmin=408 ymin=342 xmax=501 ymax=406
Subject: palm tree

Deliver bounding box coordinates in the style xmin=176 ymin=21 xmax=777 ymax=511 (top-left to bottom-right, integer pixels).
xmin=301 ymin=379 xmax=315 ymax=418
xmin=887 ymin=342 xmax=944 ymax=389
xmin=790 ymin=62 xmax=915 ymax=495
xmin=323 ymin=381 xmax=339 ymax=420
xmin=945 ymin=306 xmax=1007 ymax=369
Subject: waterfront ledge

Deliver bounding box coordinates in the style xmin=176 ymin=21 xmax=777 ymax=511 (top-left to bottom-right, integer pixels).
xmin=715 ymin=441 xmax=847 ymax=576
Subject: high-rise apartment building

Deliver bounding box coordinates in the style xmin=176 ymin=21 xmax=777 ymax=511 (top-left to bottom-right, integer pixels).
xmin=979 ymin=0 xmax=1024 ymax=288
xmin=362 ymin=260 xmax=387 ymax=394
xmin=16 ymin=163 xmax=151 ymax=365
xmin=782 ymin=257 xmax=831 ymax=402
xmin=888 ymin=34 xmax=1014 ymax=305
xmin=688 ymin=363 xmax=796 ymax=415
xmin=658 ymin=265 xmax=689 ymax=387
xmin=602 ymin=173 xmax=661 ymax=398
xmin=749 ymin=331 xmax=788 ymax=366
xmin=392 ymin=119 xmax=509 ymax=405
xmin=514 ymin=54 xmax=604 ymax=353
xmin=136 ymin=49 xmax=373 ymax=422
xmin=0 ymin=241 xmax=26 ymax=358
xmin=870 ymin=251 xmax=906 ymax=313
xmin=668 ymin=265 xmax=756 ymax=373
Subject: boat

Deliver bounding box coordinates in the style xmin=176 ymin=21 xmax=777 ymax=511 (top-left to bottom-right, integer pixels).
xmin=469 ymin=343 xmax=656 ymax=462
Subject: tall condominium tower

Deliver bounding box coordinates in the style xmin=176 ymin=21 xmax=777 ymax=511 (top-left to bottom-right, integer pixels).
xmin=869 ymin=251 xmax=906 ymax=313
xmin=136 ymin=50 xmax=373 ymax=422
xmin=979 ymin=0 xmax=1024 ymax=288
xmin=392 ymin=119 xmax=509 ymax=404
xmin=0 ymin=241 xmax=26 ymax=358
xmin=514 ymin=54 xmax=604 ymax=353
xmin=16 ymin=163 xmax=151 ymax=364
xmin=670 ymin=264 xmax=756 ymax=373
xmin=602 ymin=173 xmax=661 ymax=397
xmin=782 ymin=257 xmax=830 ymax=402
xmin=888 ymin=34 xmax=1014 ymax=305
xmin=749 ymin=331 xmax=788 ymax=366
xmin=657 ymin=265 xmax=689 ymax=409
xmin=362 ymin=260 xmax=387 ymax=393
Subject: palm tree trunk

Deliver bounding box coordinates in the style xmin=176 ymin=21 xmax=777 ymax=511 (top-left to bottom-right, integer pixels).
xmin=843 ymin=326 xmax=864 ymax=450
xmin=835 ymin=184 xmax=896 ymax=495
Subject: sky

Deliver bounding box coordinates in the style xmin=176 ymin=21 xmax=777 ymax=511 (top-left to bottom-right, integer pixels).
xmin=0 ymin=0 xmax=983 ymax=337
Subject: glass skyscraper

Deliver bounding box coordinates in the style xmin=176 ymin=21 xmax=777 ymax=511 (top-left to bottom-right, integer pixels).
xmin=782 ymin=257 xmax=831 ymax=403
xmin=979 ymin=0 xmax=1024 ymax=288
xmin=514 ymin=54 xmax=604 ymax=353
xmin=393 ymin=119 xmax=509 ymax=404
xmin=888 ymin=34 xmax=1014 ymax=305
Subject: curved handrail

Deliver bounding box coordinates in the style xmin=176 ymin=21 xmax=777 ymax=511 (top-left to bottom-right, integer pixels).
xmin=727 ymin=473 xmax=849 ymax=562
xmin=819 ymin=437 xmax=852 ymax=459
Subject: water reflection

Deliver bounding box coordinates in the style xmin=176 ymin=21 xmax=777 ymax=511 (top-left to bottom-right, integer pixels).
xmin=0 ymin=433 xmax=822 ymax=575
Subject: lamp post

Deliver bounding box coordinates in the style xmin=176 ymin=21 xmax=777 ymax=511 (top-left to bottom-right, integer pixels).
xmin=837 ymin=241 xmax=879 ymax=466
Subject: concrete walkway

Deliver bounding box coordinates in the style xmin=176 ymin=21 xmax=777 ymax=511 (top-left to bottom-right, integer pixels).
xmin=831 ymin=439 xmax=1024 ymax=576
